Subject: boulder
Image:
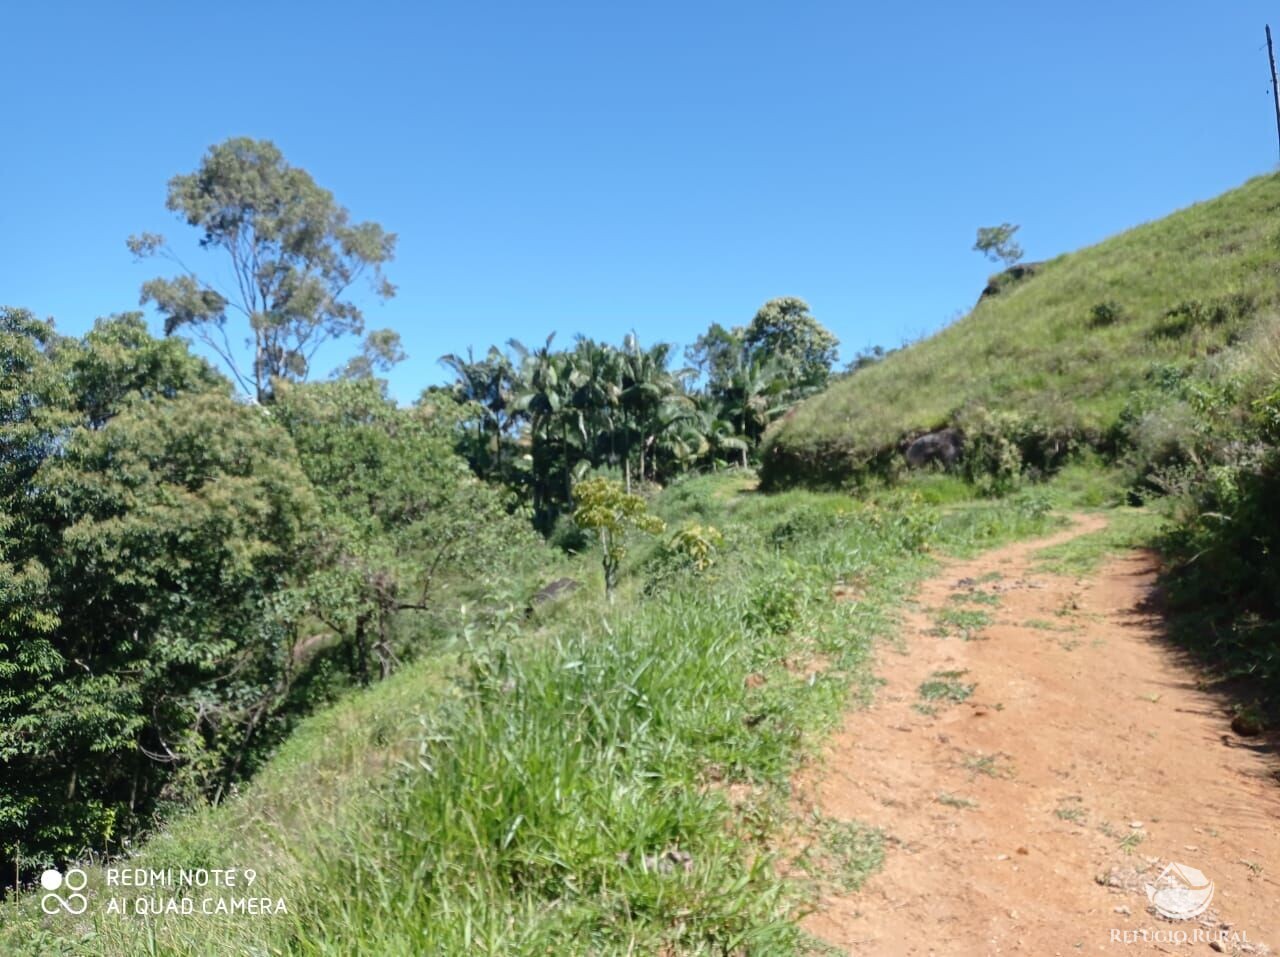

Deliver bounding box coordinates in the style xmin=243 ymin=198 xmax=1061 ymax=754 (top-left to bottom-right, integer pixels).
xmin=979 ymin=261 xmax=1043 ymax=301
xmin=530 ymin=577 xmax=580 ymax=606
xmin=904 ymin=428 xmax=964 ymax=469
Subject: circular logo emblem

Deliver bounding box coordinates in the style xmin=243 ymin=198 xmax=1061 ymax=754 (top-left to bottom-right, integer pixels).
xmin=40 ymin=868 xmax=89 ymax=915
xmin=1144 ymin=862 xmax=1214 ymax=920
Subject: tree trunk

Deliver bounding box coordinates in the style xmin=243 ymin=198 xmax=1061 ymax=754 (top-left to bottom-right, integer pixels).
xmin=622 ymin=410 xmax=632 ymax=493
xmin=564 ymin=423 xmax=574 ymax=508
xmin=352 ymin=612 xmax=371 ymax=685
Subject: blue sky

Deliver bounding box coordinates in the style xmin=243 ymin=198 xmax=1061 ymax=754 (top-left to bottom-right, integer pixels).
xmin=5 ymin=1 xmax=1279 ymax=401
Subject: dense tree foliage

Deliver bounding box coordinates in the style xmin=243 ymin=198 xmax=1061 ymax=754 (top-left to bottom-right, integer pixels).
xmin=0 ymin=310 xmax=533 ymax=872
xmin=274 ymin=380 xmax=534 ymax=683
xmin=439 ymin=299 xmax=838 ymax=531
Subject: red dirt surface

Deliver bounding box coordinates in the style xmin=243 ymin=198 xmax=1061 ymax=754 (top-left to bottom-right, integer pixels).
xmin=795 ymin=514 xmax=1280 ymax=955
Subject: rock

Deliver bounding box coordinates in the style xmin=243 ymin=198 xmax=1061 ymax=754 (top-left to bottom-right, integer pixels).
xmin=530 ymin=577 xmax=580 ymax=607
xmin=904 ymin=428 xmax=964 ymax=469
xmin=979 ymin=261 xmax=1043 ymax=301
xmin=1232 ymin=711 xmax=1266 ymax=736
xmin=640 ymin=848 xmax=694 ymax=874
xmin=1114 ymin=905 xmax=1131 ymax=916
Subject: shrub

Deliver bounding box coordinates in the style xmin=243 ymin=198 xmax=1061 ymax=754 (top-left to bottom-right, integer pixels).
xmin=1088 ymin=300 xmax=1125 ymax=327
xmin=573 ymin=477 xmax=665 ymax=600
xmin=548 ymin=514 xmax=592 ymax=555
xmin=666 ymin=524 xmax=724 ymax=572
xmin=644 ymin=523 xmax=724 ymax=593
xmin=1153 ymin=293 xmax=1255 ymax=339
xmin=745 ymin=576 xmax=805 ymax=636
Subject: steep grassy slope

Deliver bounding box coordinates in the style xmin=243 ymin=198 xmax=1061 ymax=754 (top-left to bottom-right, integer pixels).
xmin=762 ymin=173 xmax=1280 ymax=487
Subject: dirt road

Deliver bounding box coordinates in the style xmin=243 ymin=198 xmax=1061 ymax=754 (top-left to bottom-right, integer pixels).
xmin=796 ymin=514 xmax=1280 ymax=955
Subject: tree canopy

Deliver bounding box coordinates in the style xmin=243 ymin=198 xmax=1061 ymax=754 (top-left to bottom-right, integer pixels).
xmin=129 ymin=137 xmax=401 ymax=403
xmin=743 ymin=297 xmax=838 ymax=392
xmin=0 ymin=312 xmax=537 ymax=869
xmin=973 ymin=223 xmax=1024 ymax=266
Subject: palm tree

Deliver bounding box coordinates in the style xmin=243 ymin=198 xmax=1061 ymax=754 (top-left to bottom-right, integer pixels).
xmin=438 ymin=346 xmax=518 ymax=478
xmin=569 ymin=337 xmax=624 ymax=471
xmin=719 ymin=354 xmax=789 ymax=466
xmin=691 ymin=403 xmax=749 ymax=469
xmin=619 ymin=334 xmax=695 ymax=487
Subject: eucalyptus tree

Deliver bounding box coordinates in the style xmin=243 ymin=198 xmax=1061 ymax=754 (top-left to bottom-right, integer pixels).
xmin=129 ymin=137 xmax=401 ymax=403
xmin=973 ymin=223 xmax=1024 ymax=267
xmin=685 ymin=322 xmax=742 ymax=394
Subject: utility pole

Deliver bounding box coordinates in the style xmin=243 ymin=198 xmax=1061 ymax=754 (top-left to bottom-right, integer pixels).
xmin=1267 ymin=25 xmax=1280 ymax=160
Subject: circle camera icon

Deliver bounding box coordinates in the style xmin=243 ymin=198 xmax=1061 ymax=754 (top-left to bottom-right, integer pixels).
xmin=40 ymin=868 xmax=88 ymax=915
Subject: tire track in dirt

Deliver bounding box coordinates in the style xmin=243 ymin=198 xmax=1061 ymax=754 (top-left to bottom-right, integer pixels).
xmin=795 ymin=513 xmax=1280 ymax=955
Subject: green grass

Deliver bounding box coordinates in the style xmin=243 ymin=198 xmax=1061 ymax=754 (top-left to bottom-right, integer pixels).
xmin=949 ymin=589 xmax=1000 ymax=606
xmin=1 ymin=474 xmax=1061 ymax=956
xmin=932 ymin=607 xmax=992 ymax=641
xmin=794 ymin=815 xmax=885 ymax=895
xmin=959 ymin=751 xmax=1014 ymax=780
xmin=1032 ymin=507 xmax=1166 ymax=575
xmin=762 ymin=172 xmax=1280 ymax=488
xmin=918 ymin=670 xmax=976 ymax=704
xmin=1054 ymin=798 xmax=1087 ymax=824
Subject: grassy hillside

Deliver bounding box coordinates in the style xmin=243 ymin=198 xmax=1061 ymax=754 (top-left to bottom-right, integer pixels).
xmin=2 ymin=473 xmax=1069 ymax=956
xmin=762 ymin=173 xmax=1280 ymax=487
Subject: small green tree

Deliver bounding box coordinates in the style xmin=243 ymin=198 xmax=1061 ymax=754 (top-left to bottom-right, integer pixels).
xmin=572 ymin=477 xmax=664 ymax=600
xmin=973 ymin=223 xmax=1024 ymax=267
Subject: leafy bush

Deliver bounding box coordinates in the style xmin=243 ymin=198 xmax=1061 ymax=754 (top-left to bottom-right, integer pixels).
xmin=769 ymin=503 xmax=852 ymax=546
xmin=1153 ymin=293 xmax=1255 ymax=339
xmin=1151 ymin=349 xmax=1280 ymax=710
xmin=548 ymin=514 xmax=592 ymax=554
xmin=666 ymin=523 xmax=724 ymax=571
xmin=1088 ymin=300 xmax=1126 ymax=327
xmin=643 ymin=523 xmax=724 ymax=593
xmin=745 ymin=575 xmax=805 ymax=637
